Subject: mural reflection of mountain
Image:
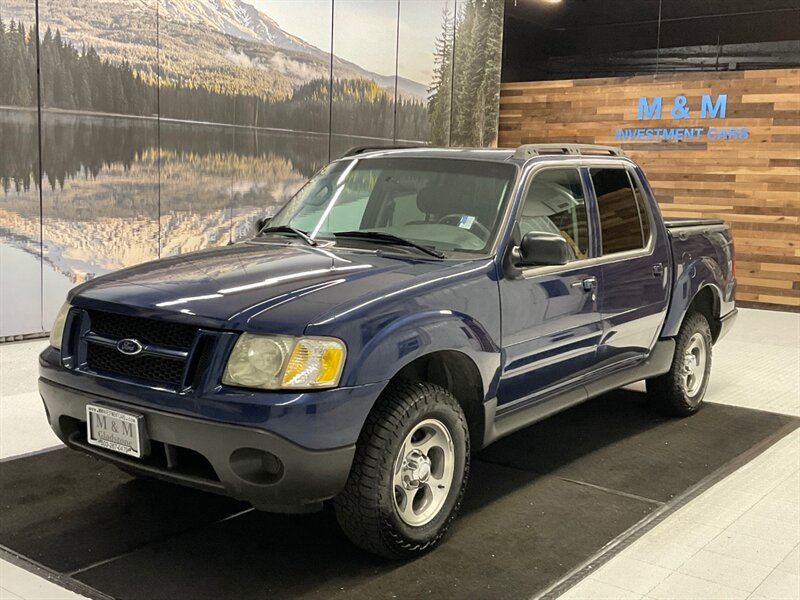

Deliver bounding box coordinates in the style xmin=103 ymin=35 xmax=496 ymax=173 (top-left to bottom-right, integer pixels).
xmin=0 ymin=110 xmax=323 ymax=281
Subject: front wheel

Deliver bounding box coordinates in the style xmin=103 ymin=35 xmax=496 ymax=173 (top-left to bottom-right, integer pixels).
xmin=647 ymin=312 xmax=713 ymax=416
xmin=334 ymin=382 xmax=469 ymax=558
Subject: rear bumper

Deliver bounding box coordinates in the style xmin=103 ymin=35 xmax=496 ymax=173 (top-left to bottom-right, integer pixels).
xmin=39 ymin=378 xmax=355 ymax=512
xmin=717 ymin=308 xmax=738 ymax=342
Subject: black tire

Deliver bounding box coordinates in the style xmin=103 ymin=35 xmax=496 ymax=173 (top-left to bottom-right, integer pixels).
xmin=647 ymin=312 xmax=713 ymax=416
xmin=334 ymin=381 xmax=469 ymax=559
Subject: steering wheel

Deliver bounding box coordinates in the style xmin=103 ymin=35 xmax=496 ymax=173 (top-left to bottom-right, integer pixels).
xmin=437 ymin=214 xmax=491 ymax=241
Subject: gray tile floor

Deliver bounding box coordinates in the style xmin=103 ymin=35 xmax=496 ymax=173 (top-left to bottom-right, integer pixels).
xmin=558 ymin=430 xmax=799 ymax=600
xmin=554 ymin=308 xmax=800 ymax=600
xmin=0 ymin=308 xmax=798 ymax=600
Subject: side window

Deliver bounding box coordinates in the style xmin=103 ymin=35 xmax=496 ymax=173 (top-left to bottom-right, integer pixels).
xmin=519 ymin=168 xmax=589 ymax=261
xmin=590 ymin=168 xmax=650 ymax=254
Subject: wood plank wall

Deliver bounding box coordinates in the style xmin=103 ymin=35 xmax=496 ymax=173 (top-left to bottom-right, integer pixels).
xmin=499 ymin=68 xmax=800 ymax=308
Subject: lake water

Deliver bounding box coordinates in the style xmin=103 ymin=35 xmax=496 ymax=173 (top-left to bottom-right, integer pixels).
xmin=0 ymin=108 xmax=391 ymax=336
xmin=0 ymin=242 xmax=73 ymax=337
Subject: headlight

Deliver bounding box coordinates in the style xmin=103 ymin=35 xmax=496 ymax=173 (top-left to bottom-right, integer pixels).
xmin=222 ymin=333 xmax=346 ymax=390
xmin=49 ymin=302 xmax=72 ymax=350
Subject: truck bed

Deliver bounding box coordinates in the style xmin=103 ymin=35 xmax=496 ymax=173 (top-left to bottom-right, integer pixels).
xmin=660 ymin=216 xmax=736 ymax=338
xmin=663 ymin=217 xmax=725 ymax=229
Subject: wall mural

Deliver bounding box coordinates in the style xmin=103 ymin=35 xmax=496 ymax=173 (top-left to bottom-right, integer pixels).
xmin=0 ymin=0 xmax=505 ymax=338
xmin=0 ymin=1 xmax=48 ymax=339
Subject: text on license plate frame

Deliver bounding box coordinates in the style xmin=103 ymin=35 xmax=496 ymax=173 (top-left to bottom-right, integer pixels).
xmin=86 ymin=404 xmax=148 ymax=458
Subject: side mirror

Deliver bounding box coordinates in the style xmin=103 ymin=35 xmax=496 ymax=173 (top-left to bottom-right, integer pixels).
xmin=512 ymin=232 xmax=570 ymax=267
xmin=254 ymin=216 xmax=272 ymax=235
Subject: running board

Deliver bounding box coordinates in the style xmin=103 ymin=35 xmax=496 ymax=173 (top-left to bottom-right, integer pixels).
xmin=481 ymin=340 xmax=676 ymax=448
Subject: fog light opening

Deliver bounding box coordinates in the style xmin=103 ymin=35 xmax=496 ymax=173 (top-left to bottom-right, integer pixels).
xmin=229 ymin=448 xmax=284 ymax=485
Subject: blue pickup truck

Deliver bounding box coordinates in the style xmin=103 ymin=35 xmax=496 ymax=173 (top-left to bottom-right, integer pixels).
xmin=40 ymin=144 xmax=737 ymax=557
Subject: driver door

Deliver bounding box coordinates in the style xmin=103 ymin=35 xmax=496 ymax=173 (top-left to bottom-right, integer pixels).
xmin=497 ymin=167 xmax=604 ymax=407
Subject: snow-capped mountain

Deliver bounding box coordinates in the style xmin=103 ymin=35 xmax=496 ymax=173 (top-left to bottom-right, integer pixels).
xmin=3 ymin=0 xmax=429 ymax=100
xmin=159 ymin=0 xmax=319 ymax=57
xmin=158 ymin=0 xmax=428 ymax=99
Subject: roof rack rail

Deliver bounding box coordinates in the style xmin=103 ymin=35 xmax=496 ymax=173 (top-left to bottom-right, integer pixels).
xmin=513 ymin=144 xmax=625 ymax=160
xmin=341 ymin=144 xmax=428 ymax=158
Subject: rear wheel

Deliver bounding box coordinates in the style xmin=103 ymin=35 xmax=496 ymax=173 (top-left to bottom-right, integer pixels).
xmin=334 ymin=381 xmax=469 ymax=558
xmin=648 ymin=312 xmax=713 ymax=416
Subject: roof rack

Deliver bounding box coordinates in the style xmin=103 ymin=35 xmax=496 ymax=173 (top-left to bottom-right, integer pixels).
xmin=341 ymin=144 xmax=428 ymax=158
xmin=513 ymin=144 xmax=625 ymax=160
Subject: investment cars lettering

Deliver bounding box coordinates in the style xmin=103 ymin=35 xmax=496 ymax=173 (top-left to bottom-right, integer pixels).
xmin=615 ymin=94 xmax=748 ymax=142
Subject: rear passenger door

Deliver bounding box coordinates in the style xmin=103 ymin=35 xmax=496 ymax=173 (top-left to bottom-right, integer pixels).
xmin=588 ymin=166 xmax=670 ymax=367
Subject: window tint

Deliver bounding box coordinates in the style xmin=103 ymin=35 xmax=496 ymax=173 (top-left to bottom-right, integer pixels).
xmin=590 ymin=168 xmax=650 ymax=254
xmin=519 ymin=169 xmax=589 ymax=261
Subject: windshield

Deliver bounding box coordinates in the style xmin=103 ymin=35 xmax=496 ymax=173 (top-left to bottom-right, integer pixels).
xmin=266 ymin=157 xmax=517 ymax=256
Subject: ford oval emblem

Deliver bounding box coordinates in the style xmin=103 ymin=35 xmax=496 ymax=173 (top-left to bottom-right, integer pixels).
xmin=116 ymin=338 xmax=144 ymax=356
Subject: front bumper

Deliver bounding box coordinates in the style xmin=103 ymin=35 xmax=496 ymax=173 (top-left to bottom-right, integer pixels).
xmin=40 ymin=378 xmax=357 ymax=511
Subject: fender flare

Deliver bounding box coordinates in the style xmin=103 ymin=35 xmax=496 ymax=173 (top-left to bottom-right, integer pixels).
xmin=342 ymin=309 xmax=501 ymax=400
xmin=662 ymin=255 xmax=723 ymax=338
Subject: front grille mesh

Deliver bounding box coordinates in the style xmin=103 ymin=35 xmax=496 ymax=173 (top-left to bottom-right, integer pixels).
xmin=87 ymin=310 xmax=197 ymax=350
xmin=84 ymin=310 xmax=199 ymax=386
xmin=87 ymin=344 xmax=186 ymax=386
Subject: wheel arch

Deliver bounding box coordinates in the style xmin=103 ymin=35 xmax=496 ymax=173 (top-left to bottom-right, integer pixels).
xmin=342 ymin=310 xmax=500 ymax=450
xmin=663 ymin=280 xmax=724 ymax=342
xmin=689 ymin=285 xmax=722 ymax=342
xmin=390 ymin=350 xmax=486 ymax=451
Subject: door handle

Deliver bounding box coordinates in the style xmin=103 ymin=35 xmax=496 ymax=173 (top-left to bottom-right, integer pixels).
xmin=571 ymin=276 xmax=597 ymax=291
xmin=652 ymin=263 xmax=664 ymax=277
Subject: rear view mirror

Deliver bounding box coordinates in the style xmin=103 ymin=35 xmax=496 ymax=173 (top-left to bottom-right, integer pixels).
xmin=512 ymin=232 xmax=570 ymax=267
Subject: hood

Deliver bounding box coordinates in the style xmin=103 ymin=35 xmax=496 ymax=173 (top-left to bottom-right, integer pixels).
xmin=70 ymin=241 xmax=458 ymax=334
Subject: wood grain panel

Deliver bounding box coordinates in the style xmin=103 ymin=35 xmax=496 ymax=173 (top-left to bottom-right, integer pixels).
xmin=499 ymin=68 xmax=800 ymax=308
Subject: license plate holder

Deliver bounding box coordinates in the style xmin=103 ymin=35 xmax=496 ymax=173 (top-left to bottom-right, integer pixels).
xmin=86 ymin=404 xmax=149 ymax=458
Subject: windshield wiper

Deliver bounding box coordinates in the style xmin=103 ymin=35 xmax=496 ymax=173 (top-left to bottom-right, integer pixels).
xmin=332 ymin=231 xmax=445 ymax=259
xmin=258 ymin=225 xmax=317 ymax=247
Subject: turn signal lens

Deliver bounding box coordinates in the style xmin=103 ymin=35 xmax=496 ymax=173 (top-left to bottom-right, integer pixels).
xmin=282 ymin=338 xmax=346 ymax=389
xmin=49 ymin=302 xmax=72 ymax=350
